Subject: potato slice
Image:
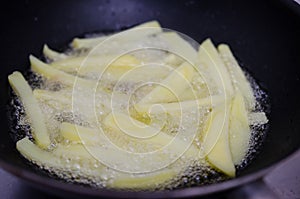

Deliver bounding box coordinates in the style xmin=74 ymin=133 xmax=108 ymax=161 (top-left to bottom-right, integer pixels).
xmin=198 ymin=39 xmax=233 ymax=96
xmin=201 ymin=104 xmax=235 ymax=177
xmin=164 ymin=54 xmax=184 ymax=67
xmin=53 ymin=143 xmax=98 ymax=160
xmin=60 ymin=121 xmax=189 ymax=174
xmin=30 ymin=55 xmax=95 ymax=88
xmin=16 ymin=137 xmax=108 ymax=178
xmin=43 ymin=44 xmax=68 ymax=62
xmin=8 ymin=72 xmax=50 ymax=148
xmin=59 ymin=122 xmax=102 ymax=144
xmin=33 ymin=89 xmax=71 ymax=110
xmin=158 ymin=32 xmax=198 ymax=64
xmin=71 ymin=37 xmax=107 ymax=49
xmin=135 ymin=95 xmax=224 ymax=115
xmin=17 ymin=138 xmax=62 ymax=167
xmin=218 ymin=44 xmax=255 ymax=110
xmin=50 ymin=54 xmax=141 ymax=75
xmin=138 ymin=62 xmax=195 ymax=104
xmin=103 ymin=112 xmax=199 ymax=158
xmin=18 ymin=137 xmax=177 ymax=188
xmin=71 ymin=20 xmax=162 ymax=49
xmin=229 ymin=92 xmax=250 ymax=165
xmin=111 ymin=169 xmax=176 ymax=189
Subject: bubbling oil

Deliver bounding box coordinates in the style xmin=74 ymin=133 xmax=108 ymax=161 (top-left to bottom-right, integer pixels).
xmin=9 ymin=32 xmax=269 ymax=191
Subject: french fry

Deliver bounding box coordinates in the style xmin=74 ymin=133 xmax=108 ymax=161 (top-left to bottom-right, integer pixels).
xmin=103 ymin=112 xmax=200 ymax=158
xmin=43 ymin=44 xmax=68 ymax=62
xmin=159 ymin=32 xmax=198 ymax=64
xmin=8 ymin=72 xmax=50 ymax=148
xmin=111 ymin=65 xmax=172 ymax=83
xmin=17 ymin=137 xmax=106 ymax=177
xmin=135 ymin=95 xmax=224 ymax=115
xmin=33 ymin=89 xmax=71 ymax=110
xmin=30 ymin=55 xmax=95 ymax=88
xmin=59 ymin=122 xmax=188 ymax=177
xmin=201 ymin=104 xmax=235 ymax=177
xmin=111 ymin=169 xmax=177 ymax=189
xmin=198 ymin=39 xmax=234 ymax=96
xmin=138 ymin=62 xmax=195 ymax=104
xmin=164 ymin=53 xmax=184 ymax=67
xmin=50 ymin=54 xmax=141 ymax=75
xmin=71 ymin=20 xmax=162 ymax=49
xmin=72 ymin=36 xmax=107 ymax=49
xmin=18 ymin=137 xmax=178 ymax=189
xmin=54 ymin=142 xmax=178 ymax=189
xmin=59 ymin=122 xmax=102 ymax=144
xmin=218 ymin=44 xmax=255 ymax=110
xmin=229 ymin=92 xmax=250 ymax=165
xmin=17 ymin=137 xmax=63 ymax=167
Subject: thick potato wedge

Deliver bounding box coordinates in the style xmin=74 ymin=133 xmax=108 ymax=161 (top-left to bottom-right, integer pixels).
xmin=201 ymin=104 xmax=235 ymax=177
xmin=218 ymin=44 xmax=255 ymax=110
xmin=229 ymin=92 xmax=250 ymax=165
xmin=198 ymin=39 xmax=233 ymax=96
xmin=158 ymin=32 xmax=198 ymax=64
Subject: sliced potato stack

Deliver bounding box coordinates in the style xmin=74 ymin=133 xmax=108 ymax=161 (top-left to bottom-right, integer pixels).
xmin=8 ymin=20 xmax=268 ymax=189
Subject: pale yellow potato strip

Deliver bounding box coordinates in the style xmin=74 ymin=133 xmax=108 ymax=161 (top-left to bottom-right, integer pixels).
xmin=111 ymin=169 xmax=176 ymax=189
xmin=198 ymin=39 xmax=234 ymax=96
xmin=30 ymin=55 xmax=95 ymax=88
xmin=18 ymin=137 xmax=177 ymax=188
xmin=135 ymin=95 xmax=224 ymax=114
xmin=229 ymin=92 xmax=250 ymax=165
xmin=164 ymin=54 xmax=184 ymax=67
xmin=53 ymin=144 xmax=97 ymax=160
xmin=138 ymin=62 xmax=195 ymax=104
xmin=54 ymin=143 xmax=178 ymax=189
xmin=111 ymin=65 xmax=172 ymax=83
xmin=103 ymin=112 xmax=199 ymax=158
xmin=201 ymin=104 xmax=235 ymax=177
xmin=17 ymin=137 xmax=106 ymax=177
xmin=71 ymin=20 xmax=162 ymax=49
xmin=159 ymin=32 xmax=198 ymax=64
xmin=33 ymin=89 xmax=71 ymax=110
xmin=218 ymin=44 xmax=255 ymax=110
xmin=59 ymin=122 xmax=102 ymax=144
xmin=17 ymin=137 xmax=62 ymax=167
xmin=8 ymin=72 xmax=50 ymax=148
xmin=72 ymin=36 xmax=107 ymax=49
xmin=43 ymin=44 xmax=68 ymax=62
xmin=50 ymin=54 xmax=140 ymax=75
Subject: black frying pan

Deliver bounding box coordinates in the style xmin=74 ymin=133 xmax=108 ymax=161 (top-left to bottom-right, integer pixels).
xmin=0 ymin=0 xmax=299 ymax=198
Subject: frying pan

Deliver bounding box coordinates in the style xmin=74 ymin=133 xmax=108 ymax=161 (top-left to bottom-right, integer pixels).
xmin=0 ymin=0 xmax=299 ymax=198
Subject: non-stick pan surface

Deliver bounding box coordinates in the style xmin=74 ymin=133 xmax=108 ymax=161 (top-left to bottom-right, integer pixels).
xmin=0 ymin=0 xmax=299 ymax=198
